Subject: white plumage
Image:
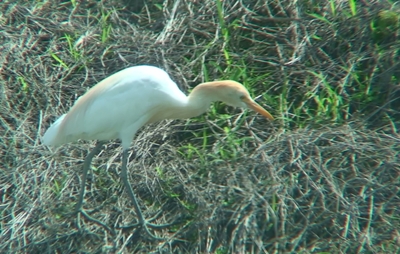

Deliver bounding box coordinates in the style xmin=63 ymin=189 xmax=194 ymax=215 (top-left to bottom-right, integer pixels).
xmin=42 ymin=65 xmax=274 ymax=238
xmin=43 ymin=65 xmax=273 ymax=149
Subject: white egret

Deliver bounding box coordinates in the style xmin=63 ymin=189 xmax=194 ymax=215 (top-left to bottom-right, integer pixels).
xmin=43 ymin=65 xmax=274 ymax=238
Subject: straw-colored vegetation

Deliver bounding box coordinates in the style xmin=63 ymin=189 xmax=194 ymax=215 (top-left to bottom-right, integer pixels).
xmin=1 ymin=0 xmax=399 ymax=253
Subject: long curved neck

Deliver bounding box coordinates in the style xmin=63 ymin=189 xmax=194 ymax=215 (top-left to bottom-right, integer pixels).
xmin=147 ymin=83 xmax=219 ymax=123
xmin=168 ymin=80 xmax=236 ymax=120
xmin=180 ymin=80 xmax=241 ymax=118
xmin=175 ymin=83 xmax=217 ymax=119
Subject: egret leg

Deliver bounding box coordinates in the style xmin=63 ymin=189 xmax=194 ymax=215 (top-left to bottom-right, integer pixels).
xmin=75 ymin=141 xmax=104 ymax=212
xmin=119 ymin=149 xmax=175 ymax=240
xmin=75 ymin=142 xmax=113 ymax=233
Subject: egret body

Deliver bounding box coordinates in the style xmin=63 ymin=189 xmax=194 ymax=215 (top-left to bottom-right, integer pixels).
xmin=43 ymin=65 xmax=274 ymax=238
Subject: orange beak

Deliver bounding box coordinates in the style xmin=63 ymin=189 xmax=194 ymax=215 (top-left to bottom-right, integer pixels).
xmin=243 ymin=97 xmax=274 ymax=120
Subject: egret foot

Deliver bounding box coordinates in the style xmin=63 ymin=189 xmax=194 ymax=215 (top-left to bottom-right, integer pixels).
xmin=117 ymin=209 xmax=179 ymax=240
xmin=76 ymin=208 xmax=114 ymax=234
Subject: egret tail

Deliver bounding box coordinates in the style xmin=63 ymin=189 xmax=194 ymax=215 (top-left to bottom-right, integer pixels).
xmin=42 ymin=114 xmax=66 ymax=146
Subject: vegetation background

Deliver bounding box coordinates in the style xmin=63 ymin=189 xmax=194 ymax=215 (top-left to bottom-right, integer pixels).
xmin=1 ymin=0 xmax=399 ymax=253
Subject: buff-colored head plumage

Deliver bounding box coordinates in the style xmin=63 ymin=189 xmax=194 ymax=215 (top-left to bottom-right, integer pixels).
xmin=193 ymin=80 xmax=274 ymax=120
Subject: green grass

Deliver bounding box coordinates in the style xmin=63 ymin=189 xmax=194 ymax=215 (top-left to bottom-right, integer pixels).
xmin=349 ymin=0 xmax=357 ymax=16
xmin=17 ymin=76 xmax=29 ymax=93
xmin=63 ymin=33 xmax=82 ymax=60
xmin=99 ymin=8 xmax=113 ymax=43
xmin=215 ymin=0 xmax=231 ymax=65
xmin=50 ymin=51 xmax=69 ymax=69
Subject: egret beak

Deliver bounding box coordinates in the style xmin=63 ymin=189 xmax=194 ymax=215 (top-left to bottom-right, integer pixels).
xmin=243 ymin=97 xmax=274 ymax=120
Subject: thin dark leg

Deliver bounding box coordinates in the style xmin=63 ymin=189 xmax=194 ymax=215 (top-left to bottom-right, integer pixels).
xmin=119 ymin=149 xmax=175 ymax=240
xmin=75 ymin=141 xmax=104 ymax=212
xmin=75 ymin=142 xmax=113 ymax=233
xmin=120 ymin=150 xmax=146 ymax=224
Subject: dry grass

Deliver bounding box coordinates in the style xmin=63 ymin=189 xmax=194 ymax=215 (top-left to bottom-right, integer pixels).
xmin=1 ymin=0 xmax=399 ymax=253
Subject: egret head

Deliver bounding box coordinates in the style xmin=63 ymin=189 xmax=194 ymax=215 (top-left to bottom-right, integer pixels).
xmin=204 ymin=80 xmax=274 ymax=120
